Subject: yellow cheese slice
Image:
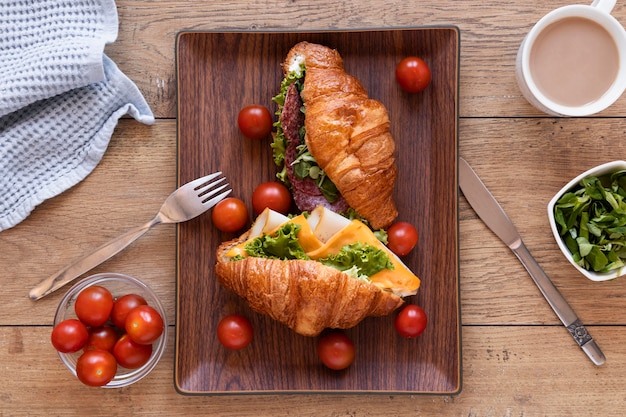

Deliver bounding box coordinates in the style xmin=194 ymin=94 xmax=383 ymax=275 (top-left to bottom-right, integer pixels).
xmin=223 ymin=206 xmax=420 ymax=296
xmin=225 ymin=242 xmax=249 ymax=258
xmin=306 ymin=219 xmax=420 ymax=296
xmin=284 ymin=214 xmax=323 ymax=252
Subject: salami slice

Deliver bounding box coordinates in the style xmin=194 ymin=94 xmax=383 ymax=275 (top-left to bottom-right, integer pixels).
xmin=280 ymin=84 xmax=349 ymax=212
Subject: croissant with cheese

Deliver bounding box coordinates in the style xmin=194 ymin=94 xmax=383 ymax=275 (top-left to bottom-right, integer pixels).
xmin=272 ymin=42 xmax=398 ymax=230
xmin=215 ymin=206 xmax=420 ymax=337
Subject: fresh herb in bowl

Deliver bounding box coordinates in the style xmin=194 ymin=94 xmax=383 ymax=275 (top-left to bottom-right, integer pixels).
xmin=553 ymin=169 xmax=626 ymax=273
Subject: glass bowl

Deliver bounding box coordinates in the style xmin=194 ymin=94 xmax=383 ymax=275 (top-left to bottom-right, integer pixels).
xmin=53 ymin=272 xmax=167 ymax=388
xmin=547 ymin=160 xmax=626 ymax=282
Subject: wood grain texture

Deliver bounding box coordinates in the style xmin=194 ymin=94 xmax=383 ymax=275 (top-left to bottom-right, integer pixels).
xmin=2 ymin=326 xmax=625 ymax=416
xmin=175 ymin=29 xmax=460 ymax=394
xmin=106 ymin=0 xmax=626 ymax=119
xmin=459 ymin=117 xmax=626 ymax=326
xmin=3 ymin=0 xmax=626 ymax=414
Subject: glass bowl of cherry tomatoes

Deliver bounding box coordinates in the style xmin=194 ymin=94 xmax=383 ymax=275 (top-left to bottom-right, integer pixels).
xmin=52 ymin=272 xmax=167 ymax=388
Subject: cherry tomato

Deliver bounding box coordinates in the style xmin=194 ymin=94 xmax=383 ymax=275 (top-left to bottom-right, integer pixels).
xmin=111 ymin=293 xmax=147 ymax=329
xmin=237 ymin=104 xmax=273 ymax=140
xmin=394 ymin=304 xmax=428 ymax=338
xmin=76 ymin=350 xmax=117 ymax=387
xmin=83 ymin=326 xmax=119 ymax=353
xmin=74 ymin=285 xmax=114 ymax=327
xmin=211 ymin=197 xmax=249 ymax=232
xmin=251 ymin=182 xmax=292 ymax=215
xmin=125 ymin=305 xmax=164 ymax=345
xmin=113 ymin=334 xmax=153 ymax=369
xmin=51 ymin=319 xmax=89 ymax=353
xmin=387 ymin=221 xmax=419 ymax=256
xmin=216 ymin=314 xmax=253 ymax=350
xmin=317 ymin=331 xmax=355 ymax=371
xmin=395 ymin=56 xmax=431 ymax=93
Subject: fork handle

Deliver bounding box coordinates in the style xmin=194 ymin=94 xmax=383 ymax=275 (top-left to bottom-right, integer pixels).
xmin=29 ymin=219 xmax=158 ymax=300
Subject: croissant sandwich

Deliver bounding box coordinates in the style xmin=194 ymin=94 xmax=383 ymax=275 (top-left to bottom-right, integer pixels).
xmin=271 ymin=41 xmax=398 ymax=230
xmin=215 ymin=206 xmax=420 ymax=336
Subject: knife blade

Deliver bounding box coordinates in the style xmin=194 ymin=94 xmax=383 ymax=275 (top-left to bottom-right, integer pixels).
xmin=459 ymin=157 xmax=605 ymax=366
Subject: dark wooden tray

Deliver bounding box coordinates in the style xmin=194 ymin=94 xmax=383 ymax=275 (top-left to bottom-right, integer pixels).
xmin=175 ymin=28 xmax=460 ymax=394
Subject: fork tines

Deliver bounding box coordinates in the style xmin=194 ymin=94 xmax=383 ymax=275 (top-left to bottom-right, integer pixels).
xmin=192 ymin=172 xmax=231 ymax=206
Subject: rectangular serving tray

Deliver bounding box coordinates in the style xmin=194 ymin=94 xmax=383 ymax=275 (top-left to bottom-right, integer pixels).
xmin=175 ymin=27 xmax=461 ymax=394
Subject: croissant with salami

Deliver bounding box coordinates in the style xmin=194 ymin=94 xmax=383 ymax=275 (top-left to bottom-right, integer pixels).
xmin=215 ymin=206 xmax=420 ymax=337
xmin=272 ymin=42 xmax=398 ymax=230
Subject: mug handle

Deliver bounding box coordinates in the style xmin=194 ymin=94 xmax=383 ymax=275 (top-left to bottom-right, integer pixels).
xmin=591 ymin=0 xmax=616 ymax=13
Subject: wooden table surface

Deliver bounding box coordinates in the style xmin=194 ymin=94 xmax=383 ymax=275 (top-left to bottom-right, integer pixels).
xmin=3 ymin=0 xmax=626 ymax=415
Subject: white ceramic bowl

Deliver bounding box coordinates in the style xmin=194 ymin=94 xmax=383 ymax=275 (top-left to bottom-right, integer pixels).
xmin=53 ymin=273 xmax=167 ymax=388
xmin=547 ymin=160 xmax=626 ymax=281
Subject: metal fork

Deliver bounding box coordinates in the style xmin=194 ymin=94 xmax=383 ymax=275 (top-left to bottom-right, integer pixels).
xmin=29 ymin=172 xmax=230 ymax=300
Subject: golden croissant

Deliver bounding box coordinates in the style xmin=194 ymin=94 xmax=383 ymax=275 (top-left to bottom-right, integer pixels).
xmin=273 ymin=41 xmax=398 ymax=230
xmin=215 ymin=206 xmax=420 ymax=337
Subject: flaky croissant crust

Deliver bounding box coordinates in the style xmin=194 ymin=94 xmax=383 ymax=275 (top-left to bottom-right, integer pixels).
xmin=215 ymin=235 xmax=404 ymax=337
xmin=284 ymin=41 xmax=398 ymax=230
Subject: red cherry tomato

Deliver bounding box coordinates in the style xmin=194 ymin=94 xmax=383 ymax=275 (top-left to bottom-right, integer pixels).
xmin=251 ymin=182 xmax=292 ymax=215
xmin=51 ymin=319 xmax=89 ymax=353
xmin=395 ymin=56 xmax=431 ymax=93
xmin=237 ymin=104 xmax=273 ymax=140
xmin=76 ymin=350 xmax=118 ymax=387
xmin=125 ymin=305 xmax=164 ymax=345
xmin=111 ymin=293 xmax=147 ymax=329
xmin=84 ymin=326 xmax=119 ymax=353
xmin=211 ymin=197 xmax=249 ymax=232
xmin=317 ymin=331 xmax=355 ymax=371
xmin=387 ymin=221 xmax=419 ymax=256
xmin=394 ymin=304 xmax=428 ymax=338
xmin=216 ymin=314 xmax=253 ymax=350
xmin=113 ymin=334 xmax=153 ymax=369
xmin=74 ymin=285 xmax=114 ymax=327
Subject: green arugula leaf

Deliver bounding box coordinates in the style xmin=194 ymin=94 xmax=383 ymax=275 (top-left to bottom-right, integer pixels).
xmin=554 ymin=169 xmax=626 ymax=272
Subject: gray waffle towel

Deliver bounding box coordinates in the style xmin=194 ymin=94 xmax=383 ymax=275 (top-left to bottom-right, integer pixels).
xmin=0 ymin=0 xmax=155 ymax=231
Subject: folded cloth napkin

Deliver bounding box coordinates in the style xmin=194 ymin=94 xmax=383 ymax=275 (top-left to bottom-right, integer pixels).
xmin=0 ymin=0 xmax=119 ymax=117
xmin=0 ymin=0 xmax=154 ymax=232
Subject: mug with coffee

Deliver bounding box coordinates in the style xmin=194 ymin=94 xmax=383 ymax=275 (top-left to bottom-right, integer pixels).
xmin=516 ymin=0 xmax=626 ymax=116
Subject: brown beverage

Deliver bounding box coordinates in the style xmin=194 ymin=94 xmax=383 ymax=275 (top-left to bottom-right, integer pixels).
xmin=530 ymin=16 xmax=619 ymax=107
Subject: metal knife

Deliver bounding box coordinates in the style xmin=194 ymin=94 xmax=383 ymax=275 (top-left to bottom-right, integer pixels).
xmin=459 ymin=157 xmax=605 ymax=366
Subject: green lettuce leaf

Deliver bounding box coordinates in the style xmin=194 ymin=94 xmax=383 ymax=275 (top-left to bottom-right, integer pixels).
xmin=319 ymin=242 xmax=394 ymax=280
xmin=271 ymin=66 xmax=305 ymax=183
xmin=270 ymin=65 xmax=342 ymax=203
xmin=244 ymin=223 xmax=310 ymax=260
xmin=239 ymin=224 xmax=394 ymax=281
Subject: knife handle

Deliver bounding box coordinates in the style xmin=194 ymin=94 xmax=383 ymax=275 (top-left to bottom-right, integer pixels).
xmin=29 ymin=220 xmax=154 ymax=301
xmin=512 ymin=241 xmax=606 ymax=366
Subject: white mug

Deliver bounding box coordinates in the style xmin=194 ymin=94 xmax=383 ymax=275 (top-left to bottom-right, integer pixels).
xmin=516 ymin=0 xmax=626 ymax=116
